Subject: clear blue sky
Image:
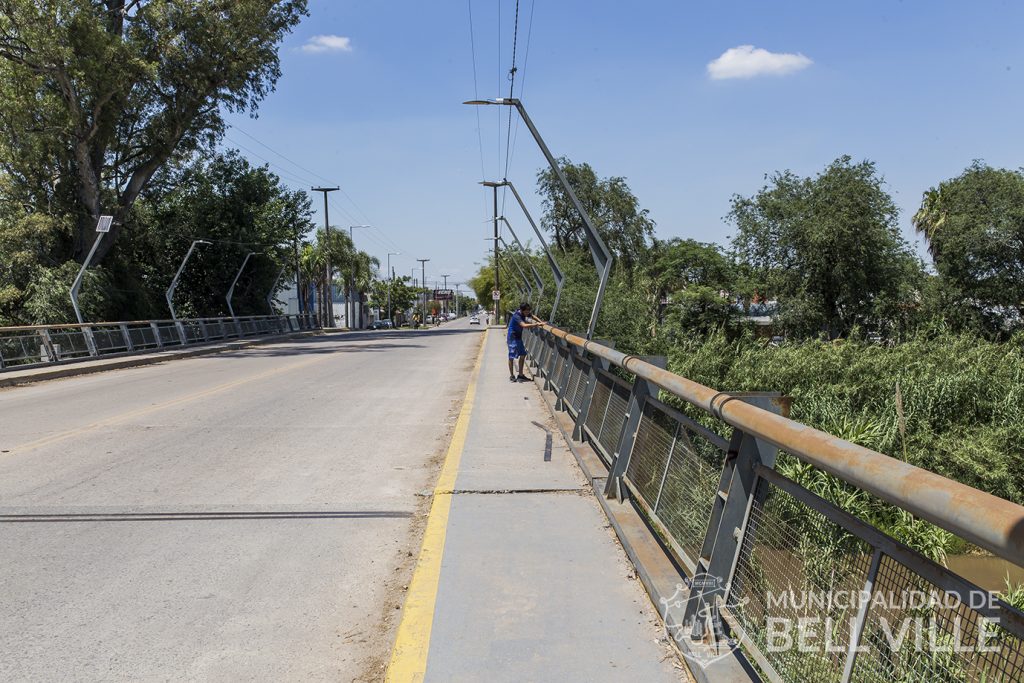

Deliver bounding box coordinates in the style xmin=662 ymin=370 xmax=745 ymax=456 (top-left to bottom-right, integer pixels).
xmin=222 ymin=0 xmax=1024 ymax=289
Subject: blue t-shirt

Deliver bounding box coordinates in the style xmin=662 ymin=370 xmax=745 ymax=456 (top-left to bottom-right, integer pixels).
xmin=507 ymin=311 xmax=526 ymax=341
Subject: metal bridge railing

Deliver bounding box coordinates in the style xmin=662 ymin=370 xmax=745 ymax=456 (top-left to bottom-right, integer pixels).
xmin=0 ymin=314 xmax=320 ymax=371
xmin=525 ymin=325 xmax=1024 ymax=683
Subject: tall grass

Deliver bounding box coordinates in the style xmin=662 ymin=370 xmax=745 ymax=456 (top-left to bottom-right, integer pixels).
xmin=666 ymin=330 xmax=1024 ymax=507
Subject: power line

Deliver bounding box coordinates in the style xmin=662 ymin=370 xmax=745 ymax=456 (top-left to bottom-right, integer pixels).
xmin=231 ymin=126 xmax=337 ymax=187
xmin=226 ymin=128 xmax=394 ymax=251
xmin=505 ymin=0 xmax=536 ymax=185
xmin=467 ymin=0 xmax=490 ymax=220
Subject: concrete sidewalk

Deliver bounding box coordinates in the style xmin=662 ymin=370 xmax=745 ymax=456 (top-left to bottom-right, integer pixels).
xmin=390 ymin=329 xmax=685 ymax=682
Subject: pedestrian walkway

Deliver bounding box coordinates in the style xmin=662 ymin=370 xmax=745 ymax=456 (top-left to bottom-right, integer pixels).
xmin=387 ymin=328 xmax=685 ymax=682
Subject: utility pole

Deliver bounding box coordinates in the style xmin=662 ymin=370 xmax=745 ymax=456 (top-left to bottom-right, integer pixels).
xmin=441 ymin=274 xmax=450 ymax=319
xmin=311 ymin=187 xmax=339 ymax=327
xmin=417 ymin=258 xmax=430 ymax=326
xmin=293 ymin=228 xmax=303 ymax=316
xmin=481 ymin=181 xmax=502 ymax=323
xmin=387 ymin=252 xmax=400 ymax=324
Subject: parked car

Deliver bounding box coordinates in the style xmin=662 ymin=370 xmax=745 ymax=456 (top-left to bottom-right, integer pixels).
xmin=370 ymin=319 xmax=394 ymax=330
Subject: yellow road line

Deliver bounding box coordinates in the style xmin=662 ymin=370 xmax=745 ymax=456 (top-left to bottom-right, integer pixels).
xmin=6 ymin=352 xmax=337 ymax=455
xmin=386 ymin=328 xmax=488 ymax=682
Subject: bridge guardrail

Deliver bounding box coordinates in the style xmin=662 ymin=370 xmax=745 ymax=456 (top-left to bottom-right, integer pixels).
xmin=526 ymin=324 xmax=1024 ymax=683
xmin=0 ymin=314 xmax=319 ymax=371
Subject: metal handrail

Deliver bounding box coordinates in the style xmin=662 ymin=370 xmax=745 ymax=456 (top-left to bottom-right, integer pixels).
xmin=537 ymin=322 xmax=1024 ymax=568
xmin=0 ymin=314 xmax=320 ymax=372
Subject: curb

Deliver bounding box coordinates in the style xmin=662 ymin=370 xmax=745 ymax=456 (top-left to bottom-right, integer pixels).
xmin=0 ymin=330 xmax=324 ymax=389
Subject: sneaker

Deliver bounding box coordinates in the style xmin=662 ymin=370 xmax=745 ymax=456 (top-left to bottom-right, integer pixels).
xmin=509 ymin=375 xmax=517 ymax=383
xmin=517 ymin=374 xmax=530 ymax=382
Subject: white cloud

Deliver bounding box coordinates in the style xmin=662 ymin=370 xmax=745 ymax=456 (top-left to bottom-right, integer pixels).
xmin=301 ymin=35 xmax=353 ymax=54
xmin=707 ymin=45 xmax=812 ymax=80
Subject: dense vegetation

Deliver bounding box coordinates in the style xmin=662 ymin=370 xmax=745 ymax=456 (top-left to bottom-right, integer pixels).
xmin=474 ymin=156 xmax=1024 ymax=564
xmin=0 ymin=1 xmax=395 ymax=327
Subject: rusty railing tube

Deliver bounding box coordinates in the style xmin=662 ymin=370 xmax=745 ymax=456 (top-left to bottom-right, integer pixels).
xmin=539 ymin=323 xmax=1024 ymax=566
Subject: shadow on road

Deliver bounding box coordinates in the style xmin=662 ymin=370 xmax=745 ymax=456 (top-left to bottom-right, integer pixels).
xmin=0 ymin=510 xmax=413 ymax=523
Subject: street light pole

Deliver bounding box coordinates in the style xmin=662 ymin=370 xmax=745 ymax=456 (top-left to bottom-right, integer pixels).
xmin=266 ymin=264 xmax=286 ymax=315
xmin=166 ymin=239 xmax=212 ymax=321
xmin=499 ymin=216 xmax=544 ymax=309
xmin=488 ymin=179 xmax=565 ymax=323
xmin=466 ymin=99 xmax=613 ymax=339
xmin=417 ymin=258 xmax=430 ymax=326
xmin=70 ymin=215 xmax=114 ymax=327
xmin=311 ymin=186 xmax=339 ymax=328
xmin=226 ymin=251 xmax=255 ymax=320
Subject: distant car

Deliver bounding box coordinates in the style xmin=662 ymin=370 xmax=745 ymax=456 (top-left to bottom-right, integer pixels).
xmin=469 ymin=316 xmax=480 ymax=325
xmin=370 ymin=319 xmax=394 ymax=330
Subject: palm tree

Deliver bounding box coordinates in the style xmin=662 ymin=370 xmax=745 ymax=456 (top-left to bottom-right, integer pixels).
xmin=912 ymin=186 xmax=948 ymax=260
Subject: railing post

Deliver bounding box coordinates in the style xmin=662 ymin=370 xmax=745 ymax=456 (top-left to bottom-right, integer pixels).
xmin=174 ymin=319 xmax=189 ymax=345
xmin=150 ymin=322 xmax=163 ymax=348
xmin=682 ymin=393 xmax=787 ymax=648
xmin=552 ymin=339 xmax=573 ymax=410
xmin=197 ymin=319 xmax=209 ymax=342
xmin=119 ymin=323 xmax=134 ymax=352
xmin=82 ymin=326 xmax=99 ymax=357
xmin=572 ymin=340 xmax=614 ymax=441
xmin=37 ymin=329 xmax=57 ymax=362
xmin=603 ymin=356 xmax=666 ymax=501
xmin=839 ymin=547 xmax=883 ymax=682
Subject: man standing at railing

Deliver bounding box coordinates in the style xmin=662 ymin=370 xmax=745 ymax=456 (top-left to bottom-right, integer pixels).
xmin=507 ymin=302 xmax=543 ymax=383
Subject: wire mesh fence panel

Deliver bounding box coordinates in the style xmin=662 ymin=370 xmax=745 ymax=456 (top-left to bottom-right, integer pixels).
xmin=551 ymin=346 xmax=569 ymax=393
xmin=655 ymin=424 xmax=726 ymax=563
xmin=596 ymin=375 xmax=631 ymax=459
xmin=204 ymin=320 xmax=226 ymax=341
xmin=154 ymin=323 xmax=182 ymax=346
xmin=624 ymin=400 xmax=677 ymax=509
xmin=91 ymin=326 xmax=129 ymax=353
xmin=584 ymin=375 xmax=613 ymax=444
xmin=544 ymin=340 xmax=558 ymax=377
xmin=0 ymin=332 xmax=45 ymax=366
xmin=182 ymin=321 xmax=204 ymax=343
xmin=571 ymin=358 xmax=590 ymax=412
xmin=851 ymin=554 xmax=1024 ymax=683
xmin=126 ymin=325 xmax=159 ymax=349
xmin=46 ymin=329 xmax=92 ymax=359
xmin=729 ymin=478 xmax=874 ymax=682
xmin=564 ymin=359 xmax=583 ymax=413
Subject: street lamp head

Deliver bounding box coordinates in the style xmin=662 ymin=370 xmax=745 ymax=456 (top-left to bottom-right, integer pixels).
xmin=479 ymin=180 xmax=508 ymax=188
xmin=463 ymin=98 xmax=514 ymax=106
xmin=196 ymin=239 xmax=213 ymax=245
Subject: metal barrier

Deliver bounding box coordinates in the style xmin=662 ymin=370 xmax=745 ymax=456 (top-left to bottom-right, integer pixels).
xmin=526 ymin=325 xmax=1024 ymax=683
xmin=0 ymin=314 xmax=320 ymax=371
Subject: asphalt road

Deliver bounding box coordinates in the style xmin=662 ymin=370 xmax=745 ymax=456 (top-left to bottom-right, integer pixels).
xmin=0 ymin=322 xmax=483 ymax=682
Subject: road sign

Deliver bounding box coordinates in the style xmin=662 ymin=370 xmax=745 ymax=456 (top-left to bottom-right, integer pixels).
xmin=492 ymin=289 xmax=500 ymax=301
xmin=96 ymin=215 xmax=113 ymax=233
xmin=433 ymin=289 xmax=454 ymax=301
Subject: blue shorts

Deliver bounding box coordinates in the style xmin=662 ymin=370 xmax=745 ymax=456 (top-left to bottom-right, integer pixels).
xmin=508 ymin=338 xmax=527 ymax=359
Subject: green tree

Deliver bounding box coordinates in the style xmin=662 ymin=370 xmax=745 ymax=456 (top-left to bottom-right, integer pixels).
xmin=0 ymin=0 xmax=307 ymax=263
xmin=537 ymin=158 xmax=654 ymax=273
xmin=729 ymin=156 xmax=921 ymax=339
xmin=0 ymin=151 xmax=310 ymax=323
xmin=644 ymin=238 xmax=738 ymax=337
xmin=913 ymin=162 xmax=1024 ymax=334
